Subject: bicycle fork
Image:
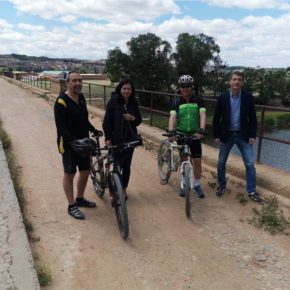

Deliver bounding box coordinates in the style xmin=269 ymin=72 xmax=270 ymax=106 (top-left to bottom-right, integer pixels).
xmin=180 ymin=161 xmax=194 ymax=190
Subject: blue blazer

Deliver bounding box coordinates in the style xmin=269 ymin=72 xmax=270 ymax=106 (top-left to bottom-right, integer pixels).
xmin=212 ymin=90 xmax=257 ymax=143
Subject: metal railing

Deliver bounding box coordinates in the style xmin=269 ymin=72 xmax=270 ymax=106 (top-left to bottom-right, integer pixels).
xmin=17 ymin=75 xmax=290 ymax=164
xmin=21 ymin=75 xmax=52 ymax=89
xmin=256 ymin=105 xmax=290 ymax=163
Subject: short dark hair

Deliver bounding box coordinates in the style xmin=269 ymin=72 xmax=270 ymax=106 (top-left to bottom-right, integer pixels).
xmin=66 ymin=71 xmax=81 ymax=82
xmin=115 ymin=79 xmax=136 ymax=102
xmin=230 ymin=70 xmax=244 ymax=81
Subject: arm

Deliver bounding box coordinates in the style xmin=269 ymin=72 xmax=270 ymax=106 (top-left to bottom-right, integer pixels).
xmin=169 ymin=98 xmax=178 ymax=132
xmin=132 ymin=102 xmax=142 ymax=127
xmin=54 ymin=99 xmax=75 ymax=142
xmin=249 ymin=95 xmax=257 ymax=144
xmin=102 ymin=100 xmax=113 ymax=141
xmin=212 ymin=96 xmax=222 ymax=144
xmin=168 ymin=111 xmax=177 ymax=142
xmin=199 ymin=111 xmax=206 ymax=130
xmin=168 ymin=113 xmax=177 ymax=131
xmin=82 ymin=94 xmax=97 ymax=133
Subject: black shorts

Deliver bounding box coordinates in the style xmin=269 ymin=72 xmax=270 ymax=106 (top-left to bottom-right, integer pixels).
xmin=177 ymin=139 xmax=202 ymax=158
xmin=62 ymin=149 xmax=90 ymax=174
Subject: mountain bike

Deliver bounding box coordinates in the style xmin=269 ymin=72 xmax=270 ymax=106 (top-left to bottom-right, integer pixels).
xmin=90 ymin=136 xmax=139 ymax=239
xmin=157 ymin=131 xmax=199 ymax=218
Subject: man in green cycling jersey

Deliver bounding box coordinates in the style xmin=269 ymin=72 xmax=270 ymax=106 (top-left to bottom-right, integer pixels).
xmin=168 ymin=75 xmax=206 ymax=198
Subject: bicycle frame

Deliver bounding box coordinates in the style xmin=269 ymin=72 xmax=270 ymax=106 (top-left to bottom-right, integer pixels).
xmin=91 ymin=140 xmax=140 ymax=187
xmin=163 ymin=134 xmax=197 ymax=190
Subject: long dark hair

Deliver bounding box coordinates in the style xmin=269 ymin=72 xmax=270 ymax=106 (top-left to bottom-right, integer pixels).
xmin=115 ymin=79 xmax=136 ymax=103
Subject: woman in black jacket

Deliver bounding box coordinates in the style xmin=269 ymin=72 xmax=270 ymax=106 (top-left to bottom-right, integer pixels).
xmin=102 ymin=79 xmax=142 ymax=200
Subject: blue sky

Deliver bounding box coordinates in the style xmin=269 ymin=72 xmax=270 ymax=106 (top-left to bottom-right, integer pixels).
xmin=1 ymin=0 xmax=290 ymax=67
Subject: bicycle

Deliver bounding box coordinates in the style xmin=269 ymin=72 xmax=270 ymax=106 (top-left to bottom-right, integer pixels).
xmin=157 ymin=131 xmax=199 ymax=218
xmin=90 ymin=135 xmax=139 ymax=239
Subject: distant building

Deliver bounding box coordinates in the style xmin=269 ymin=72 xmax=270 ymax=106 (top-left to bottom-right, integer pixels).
xmin=12 ymin=71 xmax=32 ymax=80
xmin=80 ymin=74 xmax=107 ymax=81
xmin=39 ymin=70 xmax=68 ymax=80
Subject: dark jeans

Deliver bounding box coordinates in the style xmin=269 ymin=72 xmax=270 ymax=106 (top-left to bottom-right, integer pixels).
xmin=113 ymin=148 xmax=134 ymax=188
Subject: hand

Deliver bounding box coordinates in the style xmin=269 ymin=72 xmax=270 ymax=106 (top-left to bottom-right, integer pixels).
xmin=168 ymin=130 xmax=175 ymax=142
xmin=195 ymin=133 xmax=204 ymax=139
xmin=92 ymin=128 xmax=103 ymax=137
xmin=123 ymin=114 xmax=135 ymax=121
xmin=249 ymin=138 xmax=256 ymax=145
xmin=106 ymin=140 xmax=112 ymax=146
xmin=214 ymin=138 xmax=220 ymax=146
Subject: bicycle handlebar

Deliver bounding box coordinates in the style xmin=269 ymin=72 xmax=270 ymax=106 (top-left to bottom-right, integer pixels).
xmin=162 ymin=133 xmax=199 ymax=140
xmin=93 ymin=140 xmax=140 ymax=153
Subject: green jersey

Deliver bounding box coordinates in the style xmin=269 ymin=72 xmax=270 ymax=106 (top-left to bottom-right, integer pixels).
xmin=170 ymin=95 xmax=206 ymax=134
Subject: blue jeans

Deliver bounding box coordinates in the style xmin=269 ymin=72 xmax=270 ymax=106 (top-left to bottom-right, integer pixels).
xmin=217 ymin=134 xmax=256 ymax=193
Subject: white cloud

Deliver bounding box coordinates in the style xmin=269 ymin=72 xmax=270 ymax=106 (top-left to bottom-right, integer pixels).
xmin=9 ymin=0 xmax=180 ymax=23
xmin=2 ymin=0 xmax=290 ymax=67
xmin=201 ymin=0 xmax=290 ymax=10
xmin=18 ymin=23 xmax=46 ymax=32
xmin=59 ymin=15 xmax=77 ymax=24
xmin=0 ymin=18 xmax=14 ymax=32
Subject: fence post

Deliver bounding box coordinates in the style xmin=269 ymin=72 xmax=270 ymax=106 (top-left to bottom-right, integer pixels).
xmin=89 ymin=83 xmax=92 ymax=105
xmin=103 ymin=86 xmax=107 ymax=109
xmin=150 ymin=93 xmax=153 ymax=126
xmin=257 ymin=107 xmax=266 ymax=163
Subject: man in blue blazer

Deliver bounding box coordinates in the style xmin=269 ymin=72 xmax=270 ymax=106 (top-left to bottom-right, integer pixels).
xmin=212 ymin=71 xmax=264 ymax=204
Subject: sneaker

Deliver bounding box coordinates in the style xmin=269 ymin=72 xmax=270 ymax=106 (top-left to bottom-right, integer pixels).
xmin=68 ymin=204 xmax=85 ymax=219
xmin=216 ymin=186 xmax=226 ymax=197
xmin=194 ymin=185 xmax=205 ymax=198
xmin=179 ymin=188 xmax=185 ymax=197
xmin=248 ymin=192 xmax=264 ymax=205
xmin=76 ymin=198 xmax=96 ymax=208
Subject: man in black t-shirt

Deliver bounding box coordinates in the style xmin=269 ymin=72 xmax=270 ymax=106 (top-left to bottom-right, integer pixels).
xmin=54 ymin=72 xmax=102 ymax=219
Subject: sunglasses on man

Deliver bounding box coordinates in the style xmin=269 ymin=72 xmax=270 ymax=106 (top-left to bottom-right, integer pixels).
xmin=180 ymin=84 xmax=191 ymax=88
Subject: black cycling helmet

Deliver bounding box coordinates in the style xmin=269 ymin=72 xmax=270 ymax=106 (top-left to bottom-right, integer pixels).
xmin=69 ymin=137 xmax=97 ymax=157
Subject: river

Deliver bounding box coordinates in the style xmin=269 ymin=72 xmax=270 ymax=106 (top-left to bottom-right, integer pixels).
xmin=207 ymin=130 xmax=290 ymax=173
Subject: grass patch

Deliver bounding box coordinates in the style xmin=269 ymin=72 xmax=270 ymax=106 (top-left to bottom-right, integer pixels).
xmin=37 ymin=93 xmax=50 ymax=102
xmin=36 ymin=265 xmax=52 ymax=287
xmin=208 ymin=181 xmax=216 ymax=189
xmin=235 ymin=193 xmax=248 ymax=206
xmin=249 ymin=196 xmax=290 ymax=234
xmin=0 ymin=120 xmax=26 ymax=211
xmin=0 ymin=119 xmax=51 ymax=285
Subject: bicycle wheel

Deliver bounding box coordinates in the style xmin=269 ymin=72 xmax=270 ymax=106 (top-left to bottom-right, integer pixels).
xmin=183 ymin=163 xmax=191 ymax=218
xmin=110 ymin=172 xmax=129 ymax=239
xmin=90 ymin=155 xmax=105 ymax=198
xmin=157 ymin=140 xmax=172 ymax=184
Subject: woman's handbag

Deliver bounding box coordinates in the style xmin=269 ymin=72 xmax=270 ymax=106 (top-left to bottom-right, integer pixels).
xmin=127 ymin=120 xmax=143 ymax=146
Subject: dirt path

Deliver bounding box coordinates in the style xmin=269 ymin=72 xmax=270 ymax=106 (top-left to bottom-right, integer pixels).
xmin=1 ymin=78 xmax=290 ymax=290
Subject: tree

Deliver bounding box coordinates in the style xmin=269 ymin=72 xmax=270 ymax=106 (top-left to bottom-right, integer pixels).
xmin=174 ymin=33 xmax=220 ymax=95
xmin=127 ymin=33 xmax=173 ymax=91
xmin=105 ymin=47 xmax=130 ymax=83
xmin=206 ymin=55 xmax=227 ymax=96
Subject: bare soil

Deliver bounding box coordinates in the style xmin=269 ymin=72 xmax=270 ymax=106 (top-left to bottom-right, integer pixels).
xmin=1 ymin=78 xmax=290 ymax=290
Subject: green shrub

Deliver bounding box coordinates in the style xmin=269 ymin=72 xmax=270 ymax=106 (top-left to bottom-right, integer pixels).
xmin=249 ymin=196 xmax=290 ymax=234
xmin=37 ymin=265 xmax=52 ymax=287
xmin=264 ymin=117 xmax=275 ymax=130
xmin=276 ymin=114 xmax=290 ymax=129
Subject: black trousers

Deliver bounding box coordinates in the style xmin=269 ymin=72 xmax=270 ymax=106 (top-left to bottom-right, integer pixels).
xmin=113 ymin=148 xmax=134 ymax=188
